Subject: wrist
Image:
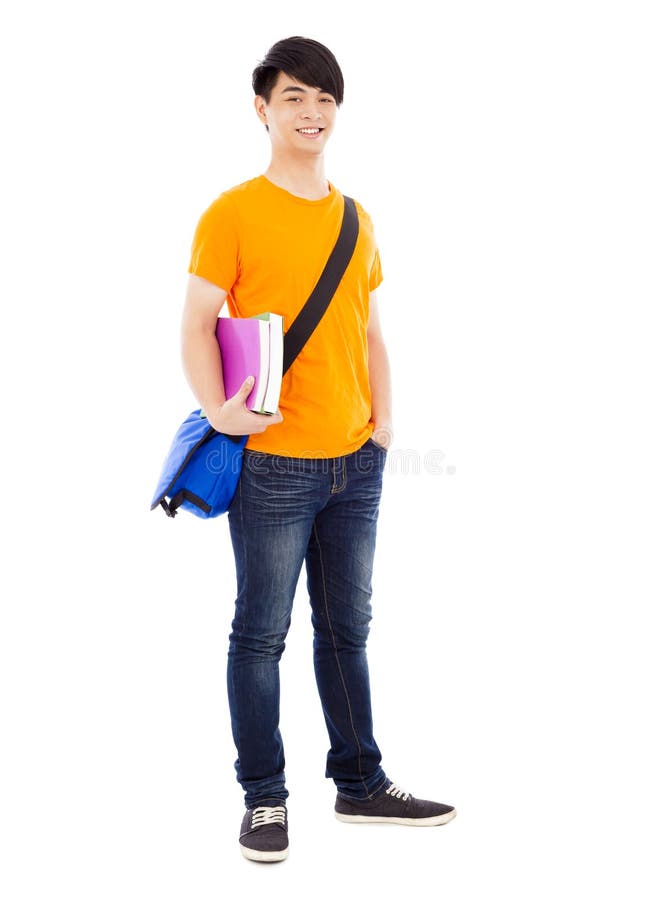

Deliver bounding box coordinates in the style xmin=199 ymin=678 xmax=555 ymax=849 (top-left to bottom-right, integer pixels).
xmin=205 ymin=402 xmax=229 ymax=432
xmin=372 ymin=421 xmax=394 ymax=449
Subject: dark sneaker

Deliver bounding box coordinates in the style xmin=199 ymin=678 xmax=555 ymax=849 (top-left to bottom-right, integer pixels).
xmin=239 ymin=802 xmax=288 ymax=862
xmin=335 ymin=782 xmax=456 ymax=827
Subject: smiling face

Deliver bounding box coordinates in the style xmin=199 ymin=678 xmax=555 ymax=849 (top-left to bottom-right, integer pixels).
xmin=254 ymin=71 xmax=337 ymax=156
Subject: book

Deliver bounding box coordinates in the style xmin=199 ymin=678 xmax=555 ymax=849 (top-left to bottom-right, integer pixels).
xmin=215 ymin=312 xmax=284 ymax=414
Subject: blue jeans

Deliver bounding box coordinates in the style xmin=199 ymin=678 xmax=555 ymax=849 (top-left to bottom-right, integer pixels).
xmin=226 ymin=437 xmax=388 ymax=808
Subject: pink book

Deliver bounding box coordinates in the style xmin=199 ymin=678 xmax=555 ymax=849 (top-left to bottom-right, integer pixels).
xmin=216 ymin=317 xmax=265 ymax=410
xmin=215 ymin=313 xmax=283 ymax=414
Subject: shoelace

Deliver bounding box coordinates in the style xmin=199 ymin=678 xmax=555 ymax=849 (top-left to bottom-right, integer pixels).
xmin=385 ymin=783 xmax=410 ymax=801
xmin=250 ymin=806 xmax=287 ymax=829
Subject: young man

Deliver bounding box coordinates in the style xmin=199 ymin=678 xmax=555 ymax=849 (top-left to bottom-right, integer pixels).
xmin=181 ymin=37 xmax=455 ymax=862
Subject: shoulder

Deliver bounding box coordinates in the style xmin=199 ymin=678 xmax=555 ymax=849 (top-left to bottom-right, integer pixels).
xmin=199 ymin=177 xmax=261 ymax=217
xmin=339 ymin=195 xmax=379 ymax=249
xmin=345 ymin=196 xmax=377 ymax=234
xmin=197 ymin=177 xmax=270 ymax=219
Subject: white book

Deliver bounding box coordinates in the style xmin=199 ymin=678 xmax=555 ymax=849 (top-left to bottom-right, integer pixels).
xmin=262 ymin=313 xmax=284 ymax=414
xmin=250 ymin=319 xmax=271 ymax=412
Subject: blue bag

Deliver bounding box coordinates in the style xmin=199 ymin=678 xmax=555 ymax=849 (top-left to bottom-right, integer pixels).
xmin=151 ymin=195 xmax=358 ymax=519
xmin=150 ymin=410 xmax=248 ymax=518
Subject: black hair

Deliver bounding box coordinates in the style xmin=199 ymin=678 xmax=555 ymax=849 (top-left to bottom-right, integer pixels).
xmin=252 ymin=36 xmax=344 ymax=106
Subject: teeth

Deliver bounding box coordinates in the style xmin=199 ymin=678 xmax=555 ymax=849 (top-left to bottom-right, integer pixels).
xmin=298 ymin=128 xmax=320 ymax=134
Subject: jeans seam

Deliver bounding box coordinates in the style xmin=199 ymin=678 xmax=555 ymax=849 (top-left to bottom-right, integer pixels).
xmin=312 ymin=521 xmax=368 ymax=795
xmin=330 ymin=457 xmax=347 ymax=494
xmin=237 ymin=477 xmax=247 ymax=639
xmin=233 ymin=477 xmax=248 ymax=771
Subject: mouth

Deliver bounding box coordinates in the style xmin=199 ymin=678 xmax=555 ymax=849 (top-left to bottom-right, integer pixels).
xmin=296 ymin=127 xmax=324 ymax=136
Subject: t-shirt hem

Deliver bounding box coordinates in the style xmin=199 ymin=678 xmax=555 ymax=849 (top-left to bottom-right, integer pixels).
xmin=244 ymin=427 xmax=374 ymax=459
xmin=187 ymin=263 xmax=233 ymax=294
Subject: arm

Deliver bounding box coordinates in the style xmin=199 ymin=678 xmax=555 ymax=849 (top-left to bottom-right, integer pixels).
xmin=366 ymin=290 xmax=393 ymax=449
xmin=180 ymin=274 xmax=283 ymax=435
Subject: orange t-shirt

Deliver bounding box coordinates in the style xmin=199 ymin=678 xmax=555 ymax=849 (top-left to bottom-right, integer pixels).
xmin=188 ymin=175 xmax=383 ymax=457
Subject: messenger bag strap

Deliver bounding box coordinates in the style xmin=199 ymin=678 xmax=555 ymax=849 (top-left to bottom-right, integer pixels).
xmin=282 ymin=195 xmax=359 ymax=375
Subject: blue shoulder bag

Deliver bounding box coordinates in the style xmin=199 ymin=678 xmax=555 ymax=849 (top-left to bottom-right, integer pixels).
xmin=150 ymin=195 xmax=359 ymax=519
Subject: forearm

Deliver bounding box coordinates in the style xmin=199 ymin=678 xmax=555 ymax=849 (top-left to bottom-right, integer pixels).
xmin=367 ymin=334 xmax=393 ymax=442
xmin=181 ymin=324 xmax=227 ymax=415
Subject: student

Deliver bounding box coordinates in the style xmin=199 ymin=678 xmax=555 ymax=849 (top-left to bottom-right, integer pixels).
xmin=180 ymin=36 xmax=455 ymax=863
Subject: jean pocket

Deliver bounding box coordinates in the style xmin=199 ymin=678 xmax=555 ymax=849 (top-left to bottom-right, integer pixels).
xmin=367 ymin=436 xmax=388 ymax=453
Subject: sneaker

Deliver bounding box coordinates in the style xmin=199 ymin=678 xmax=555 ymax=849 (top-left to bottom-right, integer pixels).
xmin=335 ymin=782 xmax=456 ymax=827
xmin=239 ymin=802 xmax=289 ymax=862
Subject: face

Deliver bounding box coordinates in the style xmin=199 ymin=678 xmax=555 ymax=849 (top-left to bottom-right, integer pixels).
xmin=254 ymin=71 xmax=337 ymax=154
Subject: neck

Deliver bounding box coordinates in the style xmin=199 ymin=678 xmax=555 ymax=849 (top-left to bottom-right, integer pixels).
xmin=264 ymin=152 xmax=329 ymax=200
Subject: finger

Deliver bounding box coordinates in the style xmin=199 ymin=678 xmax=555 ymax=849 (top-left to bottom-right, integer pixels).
xmin=230 ymin=375 xmax=255 ymax=404
xmin=264 ymin=410 xmax=283 ymax=426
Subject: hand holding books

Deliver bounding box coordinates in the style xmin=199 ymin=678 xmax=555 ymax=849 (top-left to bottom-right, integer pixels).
xmin=206 ymin=375 xmax=284 ymax=436
xmin=216 ymin=312 xmax=284 ymax=415
xmin=203 ymin=311 xmax=285 ymax=435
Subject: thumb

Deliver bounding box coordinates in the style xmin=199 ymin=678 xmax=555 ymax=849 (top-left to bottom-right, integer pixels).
xmin=233 ymin=375 xmax=255 ymax=402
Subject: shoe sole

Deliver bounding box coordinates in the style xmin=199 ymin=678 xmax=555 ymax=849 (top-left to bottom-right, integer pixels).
xmin=240 ymin=845 xmax=289 ymax=862
xmin=335 ymin=808 xmax=457 ymax=827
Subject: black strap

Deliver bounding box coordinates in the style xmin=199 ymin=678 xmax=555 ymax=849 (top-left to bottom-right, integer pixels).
xmin=165 ymin=489 xmax=213 ymax=518
xmin=282 ymin=195 xmax=359 ymax=375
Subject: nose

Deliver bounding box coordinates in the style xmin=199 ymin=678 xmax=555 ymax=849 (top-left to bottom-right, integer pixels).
xmin=300 ymin=101 xmax=322 ymax=120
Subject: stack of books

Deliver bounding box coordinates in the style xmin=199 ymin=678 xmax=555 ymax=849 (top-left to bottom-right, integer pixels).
xmin=216 ymin=312 xmax=284 ymax=414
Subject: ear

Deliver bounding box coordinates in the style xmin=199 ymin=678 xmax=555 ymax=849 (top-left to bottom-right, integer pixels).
xmin=254 ymin=94 xmax=268 ymax=126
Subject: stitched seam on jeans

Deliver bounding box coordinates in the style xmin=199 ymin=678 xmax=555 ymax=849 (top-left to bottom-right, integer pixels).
xmin=330 ymin=457 xmax=347 ymax=494
xmin=227 ymin=476 xmax=247 ymax=791
xmin=312 ymin=521 xmax=368 ymax=795
xmin=237 ymin=477 xmax=247 ymax=638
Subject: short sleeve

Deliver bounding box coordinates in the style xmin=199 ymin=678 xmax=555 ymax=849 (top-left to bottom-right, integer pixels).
xmin=188 ymin=192 xmax=240 ymax=292
xmin=369 ymin=246 xmax=383 ymax=292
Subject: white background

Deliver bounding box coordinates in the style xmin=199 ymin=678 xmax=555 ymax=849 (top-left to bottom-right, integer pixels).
xmin=1 ymin=0 xmax=660 ymax=896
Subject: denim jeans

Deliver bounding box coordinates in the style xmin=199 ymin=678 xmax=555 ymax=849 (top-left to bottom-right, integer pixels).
xmin=226 ymin=436 xmax=388 ymax=808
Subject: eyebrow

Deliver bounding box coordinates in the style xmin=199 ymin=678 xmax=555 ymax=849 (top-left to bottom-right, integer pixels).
xmin=280 ymin=85 xmax=329 ymax=96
